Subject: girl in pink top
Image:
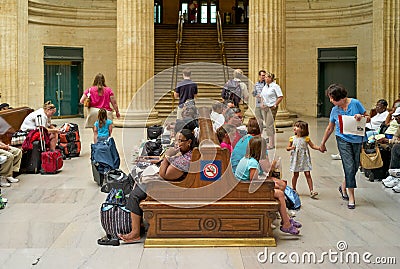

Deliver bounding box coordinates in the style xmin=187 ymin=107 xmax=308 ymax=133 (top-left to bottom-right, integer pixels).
xmin=216 ymin=124 xmax=236 ymax=153
xmin=80 ymin=73 xmax=120 ymax=129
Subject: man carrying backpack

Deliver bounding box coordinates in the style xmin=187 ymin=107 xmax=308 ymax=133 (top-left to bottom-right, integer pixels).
xmin=221 ymin=69 xmax=248 ymax=113
xmin=174 ymin=69 xmax=198 ymax=119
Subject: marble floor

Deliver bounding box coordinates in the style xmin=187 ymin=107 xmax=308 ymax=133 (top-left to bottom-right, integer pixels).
xmin=0 ymin=116 xmax=399 ymax=269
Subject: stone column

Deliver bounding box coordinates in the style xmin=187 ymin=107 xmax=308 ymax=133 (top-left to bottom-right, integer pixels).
xmin=114 ymin=1 xmax=160 ymax=127
xmin=0 ymin=0 xmax=28 ymax=106
xmin=372 ymin=0 xmax=400 ymax=105
xmin=248 ymin=0 xmax=292 ymax=127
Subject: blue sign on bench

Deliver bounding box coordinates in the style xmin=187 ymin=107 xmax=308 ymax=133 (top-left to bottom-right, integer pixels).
xmin=200 ymin=160 xmax=221 ymax=181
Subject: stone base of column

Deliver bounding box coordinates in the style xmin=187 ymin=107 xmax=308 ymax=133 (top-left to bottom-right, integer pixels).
xmin=275 ymin=109 xmax=293 ymax=128
xmin=113 ymin=109 xmax=161 ymax=127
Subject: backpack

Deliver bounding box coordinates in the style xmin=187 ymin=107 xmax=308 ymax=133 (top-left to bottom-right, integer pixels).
xmin=222 ymin=79 xmax=242 ymax=106
xmin=284 ymin=186 xmax=301 ymax=210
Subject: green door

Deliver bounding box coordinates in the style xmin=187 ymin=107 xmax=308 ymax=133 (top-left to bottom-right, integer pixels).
xmin=44 ymin=61 xmax=81 ymax=117
xmin=318 ymin=48 xmax=357 ymax=117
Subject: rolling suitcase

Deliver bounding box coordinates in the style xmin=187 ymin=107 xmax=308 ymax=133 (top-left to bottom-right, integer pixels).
xmin=20 ymin=141 xmax=42 ymax=174
xmin=37 ymin=115 xmax=63 ymax=174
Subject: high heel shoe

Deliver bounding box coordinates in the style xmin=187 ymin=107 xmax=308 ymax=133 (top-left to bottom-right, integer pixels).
xmin=338 ymin=186 xmax=349 ymax=201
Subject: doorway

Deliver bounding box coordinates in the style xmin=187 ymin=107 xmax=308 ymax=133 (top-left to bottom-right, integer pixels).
xmin=181 ymin=0 xmax=218 ymax=24
xmin=44 ymin=47 xmax=83 ymax=117
xmin=317 ymin=47 xmax=357 ymax=117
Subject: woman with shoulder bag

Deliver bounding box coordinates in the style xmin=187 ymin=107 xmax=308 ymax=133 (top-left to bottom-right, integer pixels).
xmin=80 ymin=73 xmax=120 ymax=129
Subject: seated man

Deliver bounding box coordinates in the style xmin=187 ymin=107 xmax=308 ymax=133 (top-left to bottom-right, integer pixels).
xmin=0 ymin=140 xmax=22 ymax=187
xmin=378 ymin=108 xmax=400 ymax=192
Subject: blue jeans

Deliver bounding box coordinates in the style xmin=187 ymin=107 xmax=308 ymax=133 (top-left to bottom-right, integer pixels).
xmin=336 ymin=136 xmax=362 ymax=188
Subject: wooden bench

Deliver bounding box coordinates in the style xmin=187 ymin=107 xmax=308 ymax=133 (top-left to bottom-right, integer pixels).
xmin=140 ymin=107 xmax=279 ymax=247
xmin=0 ymin=106 xmax=33 ymax=144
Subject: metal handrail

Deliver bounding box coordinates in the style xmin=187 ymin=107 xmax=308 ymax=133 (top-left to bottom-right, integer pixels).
xmin=171 ymin=13 xmax=184 ymax=110
xmin=216 ymin=11 xmax=229 ymax=82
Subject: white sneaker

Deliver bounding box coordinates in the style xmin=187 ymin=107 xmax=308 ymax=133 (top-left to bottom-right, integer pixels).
xmin=393 ymin=182 xmax=400 ymax=193
xmin=331 ymin=153 xmax=341 ymax=160
xmin=6 ymin=177 xmax=19 ymax=183
xmin=383 ymin=177 xmax=400 ymax=188
xmin=382 ymin=175 xmax=394 ymax=184
xmin=0 ymin=182 xmax=11 ymax=188
xmin=389 ymin=169 xmax=400 ymax=177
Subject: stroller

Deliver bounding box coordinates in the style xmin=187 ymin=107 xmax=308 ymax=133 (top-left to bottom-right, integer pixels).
xmin=91 ymin=137 xmax=120 ymax=186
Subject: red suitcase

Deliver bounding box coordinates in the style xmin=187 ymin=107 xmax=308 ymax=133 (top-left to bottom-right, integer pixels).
xmin=37 ymin=115 xmax=63 ymax=174
xmin=41 ymin=150 xmax=63 ymax=174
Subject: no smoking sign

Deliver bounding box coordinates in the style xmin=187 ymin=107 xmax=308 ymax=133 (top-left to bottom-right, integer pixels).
xmin=200 ymin=160 xmax=221 ymax=181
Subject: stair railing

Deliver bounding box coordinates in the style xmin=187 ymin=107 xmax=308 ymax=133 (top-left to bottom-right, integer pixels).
xmin=171 ymin=13 xmax=184 ymax=110
xmin=216 ymin=11 xmax=229 ymax=82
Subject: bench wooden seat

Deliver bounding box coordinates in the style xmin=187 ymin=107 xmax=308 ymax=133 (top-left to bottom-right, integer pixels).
xmin=140 ymin=107 xmax=279 ymax=247
xmin=0 ymin=106 xmax=33 ymax=144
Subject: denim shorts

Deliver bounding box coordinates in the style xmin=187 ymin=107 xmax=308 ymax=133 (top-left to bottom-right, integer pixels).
xmin=336 ymin=136 xmax=362 ymax=188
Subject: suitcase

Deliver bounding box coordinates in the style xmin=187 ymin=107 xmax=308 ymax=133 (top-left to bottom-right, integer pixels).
xmin=59 ymin=123 xmax=80 ymax=143
xmin=59 ymin=141 xmax=81 ymax=158
xmin=36 ymin=115 xmax=63 ymax=174
xmin=20 ymin=141 xmax=42 ymax=174
xmin=92 ymin=162 xmax=106 ymax=186
xmin=41 ymin=150 xmax=63 ymax=174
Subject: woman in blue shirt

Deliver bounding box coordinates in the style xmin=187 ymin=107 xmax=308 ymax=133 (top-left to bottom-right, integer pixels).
xmin=319 ymin=84 xmax=369 ymax=209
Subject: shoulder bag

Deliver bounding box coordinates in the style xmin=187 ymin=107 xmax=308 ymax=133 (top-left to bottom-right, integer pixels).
xmin=360 ymin=143 xmax=383 ymax=169
xmin=84 ymin=88 xmax=91 ymax=107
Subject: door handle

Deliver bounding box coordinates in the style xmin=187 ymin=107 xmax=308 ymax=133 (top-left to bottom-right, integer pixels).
xmin=56 ymin=90 xmax=59 ymax=101
xmin=60 ymin=90 xmax=64 ymax=100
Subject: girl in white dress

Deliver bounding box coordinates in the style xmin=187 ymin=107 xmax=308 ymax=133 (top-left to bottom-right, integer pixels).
xmin=287 ymin=120 xmax=321 ymax=198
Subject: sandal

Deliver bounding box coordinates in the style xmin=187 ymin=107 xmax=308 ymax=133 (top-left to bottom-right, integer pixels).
xmin=280 ymin=218 xmax=302 ymax=228
xmin=97 ymin=234 xmax=120 ymax=246
xmin=338 ymin=186 xmax=349 ymax=201
xmin=310 ymin=191 xmax=318 ymax=199
xmin=280 ymin=224 xmax=300 ymax=235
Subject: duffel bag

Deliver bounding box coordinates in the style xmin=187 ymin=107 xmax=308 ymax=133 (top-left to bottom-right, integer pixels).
xmin=100 ymin=188 xmax=132 ymax=237
xmin=101 ymin=169 xmax=133 ymax=194
xmin=147 ymin=125 xmax=163 ymax=140
xmin=59 ymin=141 xmax=81 ymax=158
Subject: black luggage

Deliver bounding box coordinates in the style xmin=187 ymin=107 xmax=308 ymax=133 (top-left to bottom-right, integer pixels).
xmin=21 ymin=141 xmax=42 ymax=174
xmin=364 ymin=145 xmax=391 ymax=181
xmin=147 ymin=125 xmax=163 ymax=140
xmin=100 ymin=169 xmax=134 ymax=194
xmin=92 ymin=162 xmax=106 ymax=186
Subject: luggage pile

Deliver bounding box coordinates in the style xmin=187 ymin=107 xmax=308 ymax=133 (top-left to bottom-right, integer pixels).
xmin=58 ymin=123 xmax=81 ymax=158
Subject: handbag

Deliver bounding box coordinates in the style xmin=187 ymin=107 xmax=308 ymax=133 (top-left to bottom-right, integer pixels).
xmin=360 ymin=143 xmax=383 ymax=169
xmin=84 ymin=88 xmax=91 ymax=107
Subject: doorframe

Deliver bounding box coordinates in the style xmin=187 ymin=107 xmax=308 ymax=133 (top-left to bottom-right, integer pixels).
xmin=44 ymin=46 xmax=83 ymax=118
xmin=317 ymin=47 xmax=357 ymax=117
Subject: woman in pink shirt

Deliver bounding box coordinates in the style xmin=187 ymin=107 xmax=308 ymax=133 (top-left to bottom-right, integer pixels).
xmin=80 ymin=73 xmax=120 ymax=129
